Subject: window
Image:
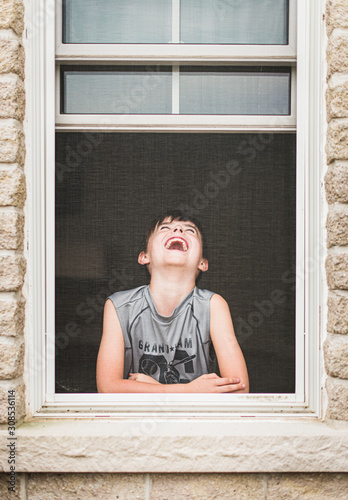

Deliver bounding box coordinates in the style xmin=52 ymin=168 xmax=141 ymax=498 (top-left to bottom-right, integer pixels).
xmin=29 ymin=0 xmax=321 ymax=416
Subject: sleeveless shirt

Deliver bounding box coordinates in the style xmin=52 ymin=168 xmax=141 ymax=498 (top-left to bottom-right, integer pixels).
xmin=108 ymin=285 xmax=215 ymax=384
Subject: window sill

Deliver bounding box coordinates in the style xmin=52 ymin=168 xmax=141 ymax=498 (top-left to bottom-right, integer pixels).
xmin=1 ymin=418 xmax=347 ymax=473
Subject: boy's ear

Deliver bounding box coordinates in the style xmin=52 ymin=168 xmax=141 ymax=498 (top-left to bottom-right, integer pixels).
xmin=198 ymin=258 xmax=208 ymax=273
xmin=138 ymin=251 xmax=150 ymax=266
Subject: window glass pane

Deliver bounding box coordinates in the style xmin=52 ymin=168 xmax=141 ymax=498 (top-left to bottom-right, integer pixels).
xmin=55 ymin=132 xmax=296 ymax=394
xmin=180 ymin=67 xmax=291 ymax=115
xmin=180 ymin=0 xmax=289 ymax=44
xmin=63 ymin=0 xmax=172 ymax=43
xmin=61 ymin=66 xmax=172 ymax=114
xmin=61 ymin=66 xmax=290 ymax=116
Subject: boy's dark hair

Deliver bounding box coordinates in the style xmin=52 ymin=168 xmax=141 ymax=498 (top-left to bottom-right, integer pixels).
xmin=140 ymin=209 xmax=208 ymax=259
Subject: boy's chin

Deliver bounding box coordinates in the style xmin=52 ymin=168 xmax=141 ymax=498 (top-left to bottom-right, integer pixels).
xmin=163 ymin=255 xmax=191 ymax=267
xmin=164 ymin=250 xmax=189 ymax=259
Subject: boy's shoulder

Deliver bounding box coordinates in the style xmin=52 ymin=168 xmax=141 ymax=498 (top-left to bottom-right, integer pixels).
xmin=108 ymin=285 xmax=148 ymax=309
xmin=193 ymin=287 xmax=215 ymax=302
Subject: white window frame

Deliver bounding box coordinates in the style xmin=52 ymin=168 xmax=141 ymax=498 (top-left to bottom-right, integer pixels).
xmin=26 ymin=0 xmax=321 ymax=418
xmin=55 ymin=0 xmax=297 ymax=130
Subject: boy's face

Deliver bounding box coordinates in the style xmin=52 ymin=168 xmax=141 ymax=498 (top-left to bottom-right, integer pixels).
xmin=138 ymin=218 xmax=208 ymax=277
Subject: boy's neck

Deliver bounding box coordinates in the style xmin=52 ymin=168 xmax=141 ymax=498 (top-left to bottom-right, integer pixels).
xmin=149 ymin=269 xmax=196 ymax=317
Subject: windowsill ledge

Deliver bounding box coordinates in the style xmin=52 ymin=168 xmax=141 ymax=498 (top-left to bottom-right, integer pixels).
xmin=1 ymin=418 xmax=347 ymax=473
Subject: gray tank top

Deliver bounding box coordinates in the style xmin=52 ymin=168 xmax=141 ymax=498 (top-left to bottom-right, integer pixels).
xmin=108 ymin=285 xmax=215 ymax=384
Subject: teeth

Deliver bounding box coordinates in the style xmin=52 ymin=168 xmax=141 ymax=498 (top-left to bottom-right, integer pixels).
xmin=165 ymin=238 xmax=188 ymax=251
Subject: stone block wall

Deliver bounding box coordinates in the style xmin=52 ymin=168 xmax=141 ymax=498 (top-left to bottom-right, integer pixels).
xmin=0 ymin=472 xmax=348 ymax=499
xmin=0 ymin=0 xmax=26 ymax=425
xmin=0 ymin=474 xmax=348 ymax=500
xmin=0 ymin=0 xmax=346 ymax=426
xmin=324 ymin=0 xmax=348 ymax=421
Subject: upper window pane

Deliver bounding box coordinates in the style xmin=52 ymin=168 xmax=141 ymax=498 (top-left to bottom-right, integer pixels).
xmin=63 ymin=0 xmax=172 ymax=44
xmin=180 ymin=0 xmax=289 ymax=45
xmin=62 ymin=0 xmax=289 ymax=45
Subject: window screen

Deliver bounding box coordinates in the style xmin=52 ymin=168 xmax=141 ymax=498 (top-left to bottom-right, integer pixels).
xmin=55 ymin=132 xmax=296 ymax=394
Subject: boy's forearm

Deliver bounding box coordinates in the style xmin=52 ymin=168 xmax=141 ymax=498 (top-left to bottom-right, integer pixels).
xmin=99 ymin=376 xmax=246 ymax=394
xmin=98 ymin=378 xmax=191 ymax=394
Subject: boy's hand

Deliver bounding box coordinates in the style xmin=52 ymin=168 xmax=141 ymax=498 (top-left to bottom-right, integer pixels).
xmin=128 ymin=373 xmax=161 ymax=384
xmin=187 ymin=373 xmax=245 ymax=393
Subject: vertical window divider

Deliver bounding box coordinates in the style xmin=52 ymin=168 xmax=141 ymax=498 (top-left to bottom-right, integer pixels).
xmin=172 ymin=66 xmax=180 ymax=114
xmin=171 ymin=0 xmax=181 ymax=112
xmin=172 ymin=0 xmax=181 ymax=43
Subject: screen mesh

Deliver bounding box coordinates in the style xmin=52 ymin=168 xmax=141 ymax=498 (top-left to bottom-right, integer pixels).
xmin=55 ymin=132 xmax=296 ymax=394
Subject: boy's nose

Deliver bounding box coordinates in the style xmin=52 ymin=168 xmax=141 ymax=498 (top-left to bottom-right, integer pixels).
xmin=173 ymin=226 xmax=183 ymax=233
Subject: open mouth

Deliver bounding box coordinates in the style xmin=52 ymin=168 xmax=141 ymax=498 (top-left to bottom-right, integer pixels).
xmin=164 ymin=237 xmax=188 ymax=252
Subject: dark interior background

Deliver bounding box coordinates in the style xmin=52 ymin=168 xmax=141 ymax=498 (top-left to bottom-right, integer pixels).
xmin=55 ymin=132 xmax=296 ymax=393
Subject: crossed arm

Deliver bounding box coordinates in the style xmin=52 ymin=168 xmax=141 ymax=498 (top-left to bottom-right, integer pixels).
xmin=96 ymin=294 xmax=249 ymax=393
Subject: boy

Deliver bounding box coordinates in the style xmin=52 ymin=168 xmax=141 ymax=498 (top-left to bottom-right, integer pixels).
xmin=97 ymin=211 xmax=249 ymax=393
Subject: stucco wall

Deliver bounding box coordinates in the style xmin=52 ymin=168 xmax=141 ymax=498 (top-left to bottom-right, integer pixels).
xmin=0 ymin=0 xmax=347 ymax=498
